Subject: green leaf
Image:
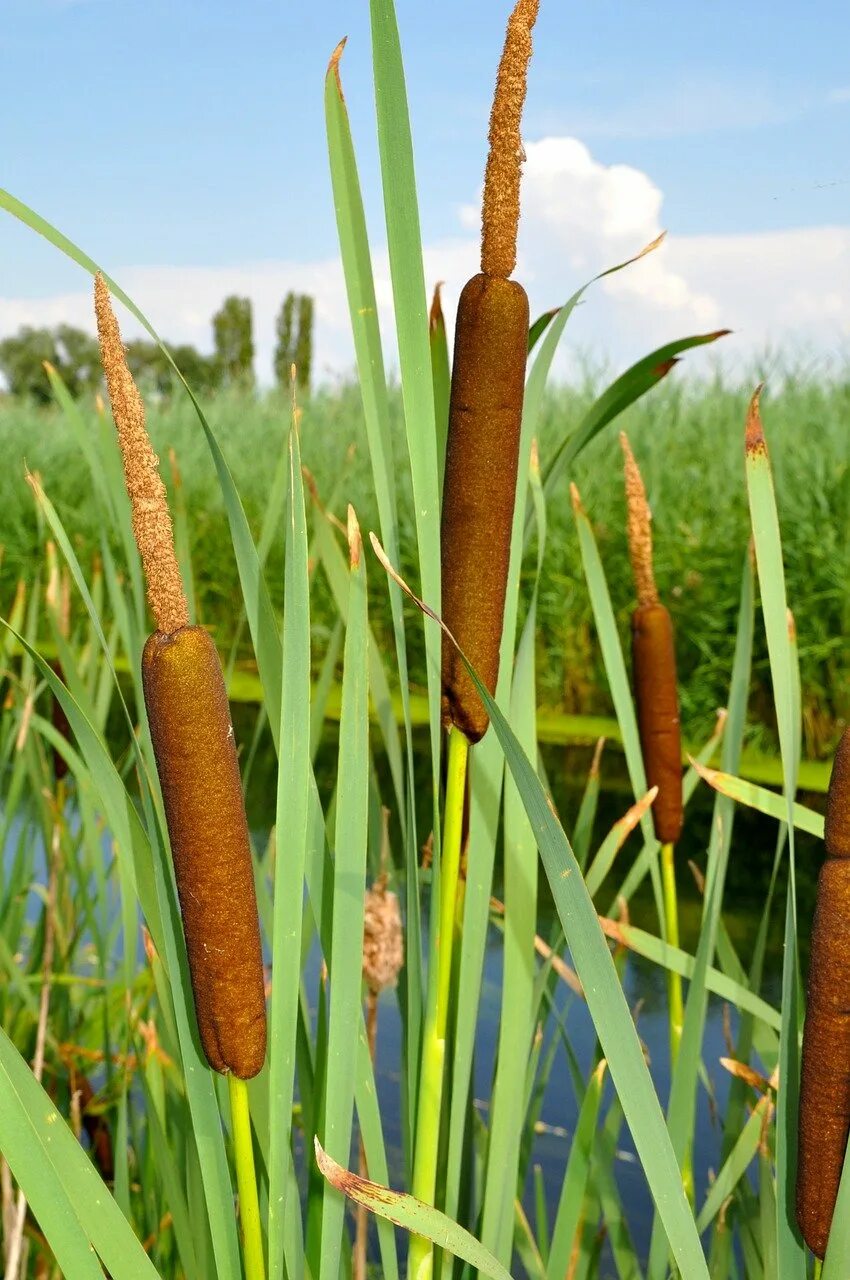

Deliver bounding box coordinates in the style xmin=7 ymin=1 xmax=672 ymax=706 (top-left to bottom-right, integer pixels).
xmin=0 ymin=1024 xmax=159 ymax=1279
xmin=314 ymin=1139 xmax=516 ymax=1280
xmin=319 ymin=511 xmax=370 ymax=1280
xmin=542 ymin=327 xmax=730 ymax=502
xmin=744 ymin=390 xmax=806 ymax=1276
xmin=267 ymin=422 xmax=311 ymax=1280
xmin=693 ymin=761 xmax=823 ymax=838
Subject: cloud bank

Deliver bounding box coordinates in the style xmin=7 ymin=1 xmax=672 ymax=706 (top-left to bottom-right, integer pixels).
xmin=1 ymin=136 xmax=847 ymax=387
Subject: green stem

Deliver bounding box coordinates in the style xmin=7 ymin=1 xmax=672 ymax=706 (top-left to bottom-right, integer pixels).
xmin=660 ymin=841 xmax=683 ymax=1062
xmin=661 ymin=839 xmax=693 ymax=1200
xmin=228 ymin=1073 xmax=265 ymax=1280
xmin=408 ymin=726 xmax=470 ymax=1280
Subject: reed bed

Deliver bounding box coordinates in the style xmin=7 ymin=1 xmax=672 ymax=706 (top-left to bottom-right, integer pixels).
xmin=0 ymin=1 xmax=847 ymax=1277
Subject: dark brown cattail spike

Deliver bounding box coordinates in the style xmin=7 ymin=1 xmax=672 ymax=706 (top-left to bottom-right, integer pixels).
xmin=440 ymin=0 xmax=539 ymax=743
xmin=825 ymin=728 xmax=850 ymax=859
xmin=622 ymin=434 xmax=683 ymax=845
xmin=631 ymin=603 xmax=683 ymax=845
xmin=798 ymin=727 xmax=850 ymax=1256
xmin=95 ymin=276 xmax=267 ymax=1079
xmin=143 ymin=628 xmax=267 ymax=1077
xmin=440 ymin=274 xmax=529 ymax=741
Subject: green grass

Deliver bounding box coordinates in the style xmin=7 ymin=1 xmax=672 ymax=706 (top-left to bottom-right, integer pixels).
xmin=2 ymin=364 xmax=848 ymax=756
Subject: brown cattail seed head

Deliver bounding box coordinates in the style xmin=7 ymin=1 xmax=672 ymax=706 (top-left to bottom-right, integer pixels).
xmin=362 ymin=876 xmax=404 ymax=995
xmin=631 ymin=603 xmax=683 ymax=844
xmin=621 ymin=433 xmax=658 ymax=608
xmin=797 ymin=858 xmax=850 ymax=1257
xmin=825 ymin=727 xmax=850 ymax=859
xmin=481 ymin=0 xmax=540 ymax=279
xmin=142 ymin=626 xmax=267 ymax=1078
xmin=440 ymin=273 xmax=529 ymax=742
xmin=94 ymin=275 xmax=188 ymax=635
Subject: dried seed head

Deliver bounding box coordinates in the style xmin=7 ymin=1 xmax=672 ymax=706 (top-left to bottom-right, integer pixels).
xmin=481 ymin=0 xmax=540 ymax=279
xmin=621 ymin=433 xmax=658 ymax=608
xmin=362 ymin=875 xmax=403 ymax=995
xmin=94 ymin=275 xmax=188 ymax=635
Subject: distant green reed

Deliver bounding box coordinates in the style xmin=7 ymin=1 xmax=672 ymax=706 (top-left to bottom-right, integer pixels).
xmin=3 ymin=364 xmax=848 ymax=753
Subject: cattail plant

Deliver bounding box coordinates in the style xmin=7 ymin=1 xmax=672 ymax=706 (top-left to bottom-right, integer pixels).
xmin=94 ymin=275 xmax=266 ymax=1280
xmin=621 ymin=434 xmax=685 ymax=1062
xmin=797 ymin=728 xmax=850 ymax=1258
xmin=439 ymin=0 xmax=537 ymax=746
xmin=409 ymin=4 xmax=538 ymax=1279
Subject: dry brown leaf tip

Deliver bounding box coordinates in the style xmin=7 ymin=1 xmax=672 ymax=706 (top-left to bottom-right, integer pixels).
xmin=621 ymin=432 xmax=658 ymax=607
xmin=429 ymin=281 xmax=445 ymax=332
xmin=481 ymin=0 xmax=540 ymax=279
xmin=94 ymin=274 xmax=188 ymax=634
xmin=744 ymin=383 xmax=767 ymax=457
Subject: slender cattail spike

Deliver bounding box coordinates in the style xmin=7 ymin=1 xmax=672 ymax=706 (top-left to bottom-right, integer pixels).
xmin=621 ymin=433 xmax=658 ymax=607
xmin=96 ymin=275 xmax=266 ymax=1079
xmin=143 ymin=627 xmax=267 ymax=1078
xmin=798 ymin=724 xmax=850 ymax=1253
xmin=440 ymin=272 xmax=529 ymax=741
xmin=481 ymin=0 xmax=540 ymax=279
xmin=440 ymin=0 xmax=539 ymax=742
xmin=632 ymin=603 xmax=683 ymax=844
xmin=825 ymin=728 xmax=850 ymax=859
xmin=798 ymin=852 xmax=850 ymax=1256
xmin=94 ymin=275 xmax=188 ymax=635
xmin=622 ymin=431 xmax=681 ymax=843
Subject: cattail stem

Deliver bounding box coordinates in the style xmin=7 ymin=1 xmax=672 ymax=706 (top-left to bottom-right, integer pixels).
xmin=660 ymin=841 xmax=683 ymax=1060
xmin=228 ymin=1076 xmax=265 ymax=1280
xmin=408 ymin=726 xmax=469 ymax=1280
xmin=661 ymin=841 xmax=695 ymax=1203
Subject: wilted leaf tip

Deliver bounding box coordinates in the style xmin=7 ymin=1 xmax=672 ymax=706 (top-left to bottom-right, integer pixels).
xmin=328 ymin=37 xmax=347 ymax=94
xmin=429 ymin=281 xmax=445 ymax=333
xmin=745 ymin=383 xmax=767 ymax=456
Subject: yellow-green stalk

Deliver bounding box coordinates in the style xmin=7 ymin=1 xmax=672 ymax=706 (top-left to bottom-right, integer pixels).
xmin=95 ymin=276 xmax=266 ymax=1278
xmin=798 ymin=727 xmax=850 ymax=1258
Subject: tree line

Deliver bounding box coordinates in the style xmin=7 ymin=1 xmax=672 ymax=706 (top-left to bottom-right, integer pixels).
xmin=0 ymin=292 xmax=314 ymax=403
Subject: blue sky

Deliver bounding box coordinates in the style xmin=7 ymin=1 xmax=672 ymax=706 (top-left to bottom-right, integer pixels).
xmin=3 ymin=0 xmax=849 ymax=379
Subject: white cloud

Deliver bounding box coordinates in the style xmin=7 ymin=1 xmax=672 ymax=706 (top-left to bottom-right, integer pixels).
xmin=1 ymin=135 xmax=847 ymax=389
xmin=829 ymin=87 xmax=850 ymax=104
